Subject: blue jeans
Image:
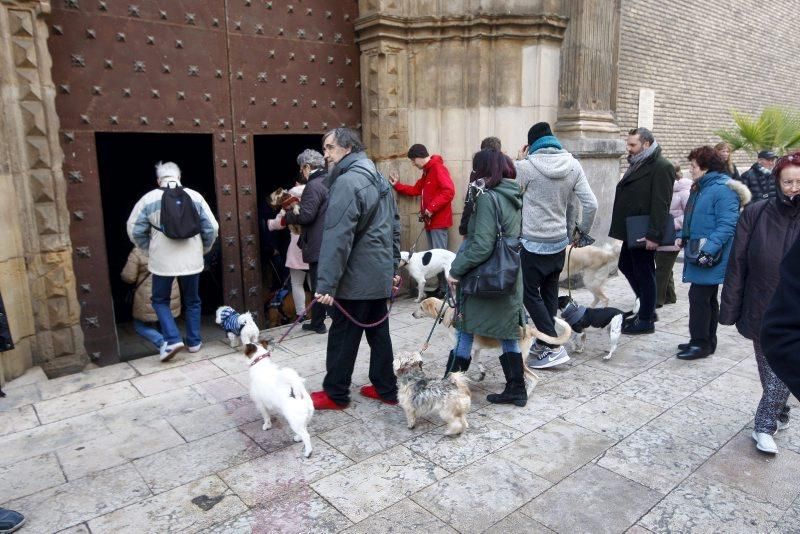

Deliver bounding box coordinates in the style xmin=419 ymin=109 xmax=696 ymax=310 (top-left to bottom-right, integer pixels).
xmin=152 ymin=273 xmax=201 ymax=346
xmin=453 ymin=330 xmax=519 ymax=359
xmin=134 ymin=320 xmax=164 ymax=349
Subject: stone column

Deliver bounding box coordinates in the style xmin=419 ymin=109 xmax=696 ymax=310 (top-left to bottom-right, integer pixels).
xmin=555 ymin=0 xmax=626 ymax=241
xmin=356 ymin=0 xmax=567 ymax=251
xmin=0 ymin=0 xmax=87 ymax=382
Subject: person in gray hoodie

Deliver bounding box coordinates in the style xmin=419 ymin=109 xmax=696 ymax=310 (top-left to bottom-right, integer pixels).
xmin=514 ymin=122 xmax=598 ymax=369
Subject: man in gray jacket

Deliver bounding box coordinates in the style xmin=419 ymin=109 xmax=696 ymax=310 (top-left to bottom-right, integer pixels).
xmin=515 ymin=122 xmax=598 ymax=369
xmin=312 ymin=128 xmax=401 ymax=409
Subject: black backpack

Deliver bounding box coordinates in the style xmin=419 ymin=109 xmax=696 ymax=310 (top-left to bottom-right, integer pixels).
xmin=158 ymin=185 xmax=201 ymax=239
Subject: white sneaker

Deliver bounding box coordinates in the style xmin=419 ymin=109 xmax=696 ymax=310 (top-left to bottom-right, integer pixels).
xmin=752 ymin=431 xmax=778 ymax=454
xmin=160 ymin=341 xmax=184 ymax=362
xmin=187 ymin=343 xmax=202 ymax=353
xmin=528 ymin=346 xmax=570 ymax=369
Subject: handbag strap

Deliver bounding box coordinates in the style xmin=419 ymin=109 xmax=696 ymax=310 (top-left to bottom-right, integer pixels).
xmin=485 ymin=190 xmax=505 ymax=237
xmin=134 ymin=271 xmax=151 ymax=292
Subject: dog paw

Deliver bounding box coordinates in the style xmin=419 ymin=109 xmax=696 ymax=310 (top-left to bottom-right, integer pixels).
xmin=293 ymin=434 xmax=303 ymax=443
xmin=407 ymin=424 xmax=416 ymax=430
xmin=303 ymin=447 xmax=313 ymax=458
xmin=262 ymin=422 xmax=271 ymax=431
xmin=575 ymin=348 xmax=585 ymax=354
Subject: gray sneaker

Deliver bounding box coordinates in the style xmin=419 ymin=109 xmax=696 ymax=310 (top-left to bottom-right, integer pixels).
xmin=528 ymin=341 xmax=547 ymax=360
xmin=528 ymin=346 xmax=570 ymax=369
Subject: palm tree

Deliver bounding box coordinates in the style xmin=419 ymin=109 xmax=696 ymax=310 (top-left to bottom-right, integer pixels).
xmin=715 ymin=106 xmax=800 ymax=156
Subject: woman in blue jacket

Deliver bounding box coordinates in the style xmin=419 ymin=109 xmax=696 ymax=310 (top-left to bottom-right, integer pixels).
xmin=677 ymin=146 xmax=750 ymax=360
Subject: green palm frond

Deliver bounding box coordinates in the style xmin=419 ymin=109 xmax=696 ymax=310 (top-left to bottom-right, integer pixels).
xmin=715 ymin=106 xmax=800 ymax=156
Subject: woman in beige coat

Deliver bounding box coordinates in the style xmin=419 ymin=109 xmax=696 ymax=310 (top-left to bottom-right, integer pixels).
xmin=121 ymin=247 xmax=180 ymax=351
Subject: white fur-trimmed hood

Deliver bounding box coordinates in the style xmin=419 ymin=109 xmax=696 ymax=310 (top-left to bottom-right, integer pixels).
xmin=726 ymin=178 xmax=753 ymax=207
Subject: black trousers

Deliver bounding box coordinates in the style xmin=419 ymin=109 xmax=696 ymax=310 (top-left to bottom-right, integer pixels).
xmin=307 ymin=262 xmax=327 ymax=329
xmin=521 ymin=249 xmax=566 ymax=346
xmin=322 ymin=298 xmax=397 ymax=404
xmin=618 ymin=244 xmax=657 ymax=322
xmin=688 ymin=283 xmax=719 ymax=348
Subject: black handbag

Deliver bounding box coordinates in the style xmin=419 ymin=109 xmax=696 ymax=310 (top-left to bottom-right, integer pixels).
xmin=460 ymin=191 xmax=521 ymax=298
xmin=684 ymin=238 xmax=722 ymax=266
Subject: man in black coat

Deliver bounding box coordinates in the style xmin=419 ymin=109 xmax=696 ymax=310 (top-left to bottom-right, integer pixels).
xmin=608 ymin=127 xmax=674 ymax=335
xmin=285 ymin=149 xmax=329 ymax=334
xmin=761 ymin=234 xmax=800 ymax=401
xmin=740 ymin=150 xmax=778 ymax=201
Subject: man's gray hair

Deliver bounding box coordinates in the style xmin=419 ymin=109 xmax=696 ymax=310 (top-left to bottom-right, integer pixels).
xmin=155 ymin=161 xmax=181 ymax=182
xmin=323 ymin=127 xmax=365 ymax=153
xmin=296 ymin=149 xmax=325 ymax=169
xmin=628 ymin=127 xmax=655 ymax=145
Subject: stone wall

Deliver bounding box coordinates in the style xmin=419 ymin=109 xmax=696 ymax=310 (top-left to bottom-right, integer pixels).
xmin=0 ymin=0 xmax=87 ymax=383
xmin=617 ymin=0 xmax=800 ymax=168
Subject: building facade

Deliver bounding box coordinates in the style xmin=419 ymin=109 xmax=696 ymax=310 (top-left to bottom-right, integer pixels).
xmin=1 ymin=0 xmax=797 ymax=381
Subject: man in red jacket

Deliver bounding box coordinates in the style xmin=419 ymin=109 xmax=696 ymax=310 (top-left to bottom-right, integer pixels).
xmin=390 ymin=144 xmax=456 ymax=295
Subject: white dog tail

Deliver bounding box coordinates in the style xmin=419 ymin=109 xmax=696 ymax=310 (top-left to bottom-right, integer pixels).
xmin=448 ymin=371 xmax=471 ymax=396
xmin=279 ymin=368 xmax=310 ymax=402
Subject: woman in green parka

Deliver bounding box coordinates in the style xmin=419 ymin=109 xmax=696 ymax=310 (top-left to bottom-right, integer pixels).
xmin=445 ymin=149 xmax=528 ymax=406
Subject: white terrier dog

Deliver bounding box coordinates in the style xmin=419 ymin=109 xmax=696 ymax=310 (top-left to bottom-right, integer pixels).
xmin=215 ymin=305 xmax=260 ymax=347
xmin=393 ymin=351 xmax=471 ymax=436
xmin=245 ymin=341 xmax=314 ymax=457
xmin=399 ymin=249 xmax=456 ymax=302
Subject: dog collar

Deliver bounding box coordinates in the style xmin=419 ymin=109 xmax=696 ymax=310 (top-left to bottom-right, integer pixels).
xmin=249 ymin=352 xmax=271 ymax=367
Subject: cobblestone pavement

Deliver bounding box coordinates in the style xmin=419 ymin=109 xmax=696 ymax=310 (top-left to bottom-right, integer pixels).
xmin=2 ymin=265 xmax=799 ymax=533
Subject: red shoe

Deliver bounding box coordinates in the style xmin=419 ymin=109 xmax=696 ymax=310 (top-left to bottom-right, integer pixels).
xmin=311 ymin=391 xmax=348 ymax=410
xmin=359 ymin=384 xmax=398 ymax=405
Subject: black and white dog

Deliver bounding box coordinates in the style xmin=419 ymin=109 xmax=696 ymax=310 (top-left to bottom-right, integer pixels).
xmin=399 ymin=249 xmax=456 ymax=302
xmin=557 ymin=296 xmax=636 ymax=361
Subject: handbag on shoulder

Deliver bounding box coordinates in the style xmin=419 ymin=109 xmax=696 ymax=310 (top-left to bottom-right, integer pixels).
xmin=460 ymin=191 xmax=521 ymax=298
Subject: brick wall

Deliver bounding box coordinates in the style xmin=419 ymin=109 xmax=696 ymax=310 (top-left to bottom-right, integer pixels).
xmin=616 ymin=0 xmax=800 ymax=171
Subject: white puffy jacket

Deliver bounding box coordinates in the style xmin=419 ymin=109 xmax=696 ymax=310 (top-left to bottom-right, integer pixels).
xmin=126 ymin=180 xmax=219 ymax=276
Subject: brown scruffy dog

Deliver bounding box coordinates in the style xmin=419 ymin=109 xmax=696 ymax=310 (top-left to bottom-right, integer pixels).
xmin=269 ymin=188 xmax=302 ymax=235
xmin=393 ymin=351 xmax=471 ymax=436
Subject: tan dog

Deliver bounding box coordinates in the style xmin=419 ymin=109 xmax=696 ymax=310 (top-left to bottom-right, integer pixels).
xmin=412 ymin=297 xmax=572 ymax=391
xmin=269 ymin=188 xmax=302 ymax=235
xmin=559 ymin=241 xmax=622 ymax=307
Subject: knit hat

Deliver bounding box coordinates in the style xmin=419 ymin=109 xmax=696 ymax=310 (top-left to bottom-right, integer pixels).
xmin=407 ymin=144 xmax=430 ymax=159
xmin=527 ymin=122 xmax=553 ymax=146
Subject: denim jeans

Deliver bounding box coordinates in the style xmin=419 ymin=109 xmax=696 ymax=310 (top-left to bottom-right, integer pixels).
xmin=152 ymin=273 xmax=201 ymax=346
xmin=134 ymin=320 xmax=164 ymax=349
xmin=453 ymin=329 xmax=520 ymax=359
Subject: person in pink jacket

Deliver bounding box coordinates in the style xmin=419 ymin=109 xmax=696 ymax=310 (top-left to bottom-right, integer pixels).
xmin=655 ymin=162 xmax=692 ymax=307
xmin=268 ymin=181 xmax=309 ymax=318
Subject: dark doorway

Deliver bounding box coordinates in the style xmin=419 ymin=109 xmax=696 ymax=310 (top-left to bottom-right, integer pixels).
xmin=95 ymin=132 xmax=223 ymax=359
xmin=253 ymin=134 xmax=322 ymax=295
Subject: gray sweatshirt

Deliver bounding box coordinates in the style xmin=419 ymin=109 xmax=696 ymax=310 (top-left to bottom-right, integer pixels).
xmin=514 ymin=148 xmax=598 ymax=250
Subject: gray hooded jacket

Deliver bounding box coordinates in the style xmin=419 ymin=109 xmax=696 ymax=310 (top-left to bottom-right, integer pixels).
xmin=514 ymin=148 xmax=598 ymax=247
xmin=316 ymin=151 xmax=401 ymax=300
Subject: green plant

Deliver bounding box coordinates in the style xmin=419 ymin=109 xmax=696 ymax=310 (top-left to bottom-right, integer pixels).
xmin=715 ymin=106 xmax=800 ymax=156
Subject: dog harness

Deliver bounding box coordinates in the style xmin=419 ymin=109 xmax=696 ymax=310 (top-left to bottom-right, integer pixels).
xmin=218 ymin=306 xmax=244 ymax=335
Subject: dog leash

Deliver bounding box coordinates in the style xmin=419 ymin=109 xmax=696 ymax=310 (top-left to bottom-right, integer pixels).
xmin=567 ymin=244 xmax=575 ymax=301
xmin=420 ymin=286 xmax=452 ymax=353
xmin=409 ymin=225 xmax=426 ymax=254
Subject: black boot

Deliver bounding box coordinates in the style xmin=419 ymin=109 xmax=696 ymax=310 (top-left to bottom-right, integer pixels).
xmin=444 ymin=351 xmax=472 ymax=378
xmin=486 ymin=353 xmax=527 ymax=407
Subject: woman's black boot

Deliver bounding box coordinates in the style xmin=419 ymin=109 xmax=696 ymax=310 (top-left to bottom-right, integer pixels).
xmin=486 ymin=353 xmax=527 ymax=407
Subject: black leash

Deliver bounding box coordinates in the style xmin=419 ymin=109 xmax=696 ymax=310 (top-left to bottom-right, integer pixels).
xmin=420 ymin=286 xmax=451 ymax=353
xmin=409 ymin=225 xmax=426 ymax=254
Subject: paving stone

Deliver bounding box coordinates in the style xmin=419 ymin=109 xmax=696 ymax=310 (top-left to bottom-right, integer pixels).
xmin=517 ymin=381 xmax=585 ymax=422
xmin=0 ymin=383 xmax=41 ymax=411
xmin=483 ymin=511 xmax=555 ymax=534
xmin=3 ymin=464 xmax=151 ymax=533
xmin=87 ymin=475 xmax=247 ymax=534
xmin=540 ymin=365 xmax=626 ymax=404
xmin=37 ymin=363 xmax=138 ymax=400
xmin=695 ymin=429 xmax=800 ymax=509
xmin=495 ymin=418 xmax=616 ymax=483
xmin=211 ymin=352 xmax=250 ymax=375
xmin=127 ymin=341 xmax=236 ymax=375
xmin=563 ymin=391 xmax=664 ymax=440
xmin=598 ymin=425 xmax=716 ymax=493
xmin=0 ymin=412 xmax=110 ymax=467
xmin=691 ymin=371 xmax=763 ymax=414
xmin=342 ymin=499 xmax=456 ymax=534
xmin=0 ymin=453 xmax=65 ymax=502
xmin=2 ymin=366 xmax=48 ymax=389
xmin=320 ymin=405 xmax=438 ymax=462
xmin=583 ymin=343 xmax=666 ymax=378
xmin=651 ymin=355 xmax=737 ymax=383
xmin=219 ymin=440 xmax=353 ymax=506
xmin=652 ymin=396 xmax=753 ymax=449
xmin=0 ymin=404 xmax=38 ymax=437
xmin=523 ymin=464 xmax=664 ymax=534
xmin=613 ymin=367 xmax=707 ymax=409
xmin=232 ymin=487 xmax=354 ymax=534
xmin=34 ymin=381 xmax=142 ymax=424
xmin=57 ymin=419 xmax=185 ymax=480
xmin=130 ymin=360 xmax=226 ymax=397
xmin=133 ymin=428 xmax=264 ymax=493
xmin=239 ymin=406 xmax=355 ymax=453
xmin=312 ymin=445 xmax=448 ymax=522
xmin=775 ymin=499 xmax=800 ymax=534
xmin=56 ymin=524 xmax=91 ymax=533
xmin=476 ymin=398 xmax=548 ymax=433
xmin=405 ymin=412 xmax=523 ymax=471
xmin=639 ymin=474 xmax=782 ymax=533
xmin=725 ymin=353 xmax=758 ymax=379
xmin=412 ymin=455 xmax=551 ymax=532
xmin=98 ymin=386 xmax=212 ymax=433
xmin=168 ymin=395 xmax=261 ymax=441
xmin=191 ymin=375 xmax=249 ymax=402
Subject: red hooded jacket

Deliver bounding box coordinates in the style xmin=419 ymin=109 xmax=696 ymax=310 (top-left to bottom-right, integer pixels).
xmin=393 ymin=155 xmax=455 ymax=230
